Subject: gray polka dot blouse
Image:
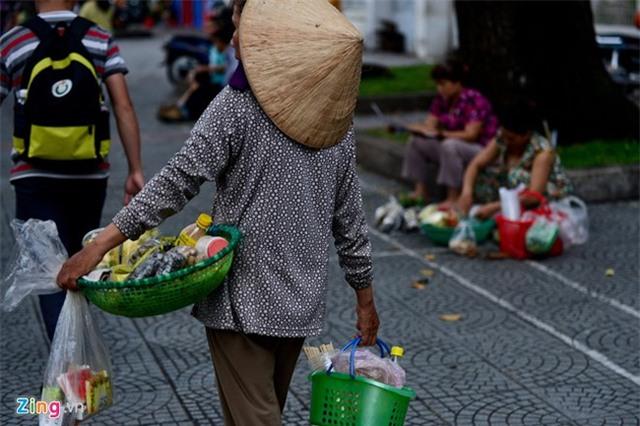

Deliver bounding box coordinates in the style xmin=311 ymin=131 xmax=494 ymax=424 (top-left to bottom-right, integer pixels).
xmin=112 ymin=86 xmax=373 ymax=337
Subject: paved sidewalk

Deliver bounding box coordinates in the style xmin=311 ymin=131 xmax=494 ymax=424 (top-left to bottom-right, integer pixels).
xmin=1 ymin=36 xmax=639 ymax=425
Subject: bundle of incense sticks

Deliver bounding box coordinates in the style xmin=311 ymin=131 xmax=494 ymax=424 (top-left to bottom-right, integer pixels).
xmin=303 ymin=343 xmax=336 ymax=371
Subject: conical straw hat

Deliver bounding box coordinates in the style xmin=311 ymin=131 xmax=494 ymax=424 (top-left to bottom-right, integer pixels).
xmin=239 ymin=0 xmax=363 ymax=149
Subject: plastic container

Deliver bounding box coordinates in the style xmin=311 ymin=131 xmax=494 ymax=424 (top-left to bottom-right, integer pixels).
xmin=390 ymin=346 xmax=404 ymax=363
xmin=78 ymin=225 xmax=241 ymax=317
xmin=496 ymin=215 xmax=563 ymax=259
xmin=195 ymin=236 xmax=229 ymax=260
xmin=496 ymin=215 xmax=533 ymax=259
xmin=177 ymin=213 xmax=212 ymax=247
xmin=421 ymin=219 xmax=495 ymax=246
xmin=309 ymin=338 xmax=415 ymax=426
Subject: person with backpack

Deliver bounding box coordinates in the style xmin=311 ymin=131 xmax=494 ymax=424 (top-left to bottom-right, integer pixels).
xmin=0 ymin=0 xmax=144 ymax=341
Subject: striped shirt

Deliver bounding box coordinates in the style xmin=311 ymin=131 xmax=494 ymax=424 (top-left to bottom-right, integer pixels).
xmin=0 ymin=10 xmax=128 ymax=181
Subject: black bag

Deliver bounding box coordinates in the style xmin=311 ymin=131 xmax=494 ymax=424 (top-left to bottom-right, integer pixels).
xmin=13 ymin=16 xmax=110 ymax=173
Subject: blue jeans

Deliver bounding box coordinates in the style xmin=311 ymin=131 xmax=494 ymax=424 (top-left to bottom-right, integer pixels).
xmin=13 ymin=177 xmax=107 ymax=341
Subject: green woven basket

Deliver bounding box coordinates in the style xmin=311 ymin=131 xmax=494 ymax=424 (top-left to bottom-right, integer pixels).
xmin=421 ymin=219 xmax=496 ymax=246
xmin=309 ymin=371 xmax=416 ymax=426
xmin=78 ymin=224 xmax=242 ymax=317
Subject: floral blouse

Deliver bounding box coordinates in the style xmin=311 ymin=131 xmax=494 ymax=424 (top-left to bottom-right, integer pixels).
xmin=428 ymin=88 xmax=499 ymax=146
xmin=474 ymin=132 xmax=573 ymax=202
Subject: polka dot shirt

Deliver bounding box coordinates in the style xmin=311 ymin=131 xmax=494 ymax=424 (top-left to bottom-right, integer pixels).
xmin=112 ymin=87 xmax=373 ymax=337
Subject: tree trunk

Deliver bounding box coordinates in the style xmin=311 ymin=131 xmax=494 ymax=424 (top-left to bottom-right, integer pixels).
xmin=454 ymin=0 xmax=639 ymax=144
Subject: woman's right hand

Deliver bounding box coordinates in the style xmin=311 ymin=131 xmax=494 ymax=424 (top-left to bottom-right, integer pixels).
xmin=56 ymin=244 xmax=106 ymax=291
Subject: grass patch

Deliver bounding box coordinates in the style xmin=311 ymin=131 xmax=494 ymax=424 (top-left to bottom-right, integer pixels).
xmin=557 ymin=140 xmax=639 ymax=169
xmin=364 ymin=128 xmax=639 ymax=169
xmin=360 ymin=65 xmax=434 ymax=97
xmin=364 ymin=128 xmax=409 ymax=144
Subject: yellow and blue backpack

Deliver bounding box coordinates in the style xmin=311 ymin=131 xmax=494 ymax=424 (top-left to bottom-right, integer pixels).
xmin=13 ymin=16 xmax=110 ymax=173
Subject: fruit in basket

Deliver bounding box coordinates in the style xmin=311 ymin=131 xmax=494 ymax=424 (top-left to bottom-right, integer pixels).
xmin=443 ymin=210 xmax=459 ymax=228
xmin=110 ymin=264 xmax=132 ymax=282
xmin=419 ymin=204 xmax=459 ymax=228
xmin=419 ymin=205 xmax=445 ymax=226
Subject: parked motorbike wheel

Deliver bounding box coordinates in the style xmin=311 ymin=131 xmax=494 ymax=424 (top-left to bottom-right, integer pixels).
xmin=167 ymin=55 xmax=200 ymax=85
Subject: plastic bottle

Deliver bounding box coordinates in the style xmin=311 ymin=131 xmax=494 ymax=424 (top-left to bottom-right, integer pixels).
xmin=390 ymin=346 xmax=404 ymax=363
xmin=195 ymin=236 xmax=229 ymax=260
xmin=177 ymin=213 xmax=212 ymax=247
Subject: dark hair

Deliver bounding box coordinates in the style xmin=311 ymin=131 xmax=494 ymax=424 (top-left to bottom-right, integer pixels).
xmin=96 ymin=0 xmax=111 ymax=12
xmin=498 ymin=99 xmax=540 ymax=134
xmin=431 ymin=59 xmax=468 ymax=83
xmin=213 ymin=26 xmax=234 ymax=44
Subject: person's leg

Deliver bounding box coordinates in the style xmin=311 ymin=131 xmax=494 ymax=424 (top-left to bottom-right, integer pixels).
xmin=184 ymin=82 xmax=218 ymax=119
xmin=437 ymin=139 xmax=483 ymax=206
xmin=401 ymin=135 xmax=441 ymax=201
xmin=273 ymin=337 xmax=305 ymax=412
xmin=13 ymin=178 xmax=106 ymax=341
xmin=206 ymin=328 xmax=283 ymax=426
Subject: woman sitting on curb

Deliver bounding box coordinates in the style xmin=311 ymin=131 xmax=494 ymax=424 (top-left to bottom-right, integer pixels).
xmin=401 ymin=59 xmax=498 ymax=208
xmin=457 ymin=100 xmax=573 ymax=219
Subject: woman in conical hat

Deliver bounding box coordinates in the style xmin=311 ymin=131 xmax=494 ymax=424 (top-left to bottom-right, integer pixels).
xmin=57 ymin=0 xmax=380 ymax=423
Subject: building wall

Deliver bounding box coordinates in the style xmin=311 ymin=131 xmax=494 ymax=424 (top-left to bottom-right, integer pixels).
xmin=591 ymin=0 xmax=639 ymax=25
xmin=342 ymin=0 xmax=457 ymax=61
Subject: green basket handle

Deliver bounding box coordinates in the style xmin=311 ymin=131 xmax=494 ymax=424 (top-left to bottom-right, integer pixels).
xmin=328 ymin=337 xmax=391 ymax=378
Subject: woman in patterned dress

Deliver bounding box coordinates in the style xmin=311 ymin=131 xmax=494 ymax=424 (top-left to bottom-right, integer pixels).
xmin=457 ymin=101 xmax=573 ymax=219
xmin=56 ymin=1 xmax=379 ymax=424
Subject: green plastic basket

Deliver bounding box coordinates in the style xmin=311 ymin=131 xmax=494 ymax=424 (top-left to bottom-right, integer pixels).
xmin=309 ymin=371 xmax=416 ymax=426
xmin=78 ymin=224 xmax=242 ymax=317
xmin=421 ymin=219 xmax=496 ymax=246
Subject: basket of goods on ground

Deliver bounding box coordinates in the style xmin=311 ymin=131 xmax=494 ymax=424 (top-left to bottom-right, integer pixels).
xmin=419 ymin=204 xmax=495 ymax=246
xmin=78 ymin=215 xmax=241 ymax=317
xmin=305 ymin=338 xmax=416 ymax=426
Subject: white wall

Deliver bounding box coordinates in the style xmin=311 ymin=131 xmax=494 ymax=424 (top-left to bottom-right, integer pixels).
xmin=342 ymin=0 xmax=457 ymax=61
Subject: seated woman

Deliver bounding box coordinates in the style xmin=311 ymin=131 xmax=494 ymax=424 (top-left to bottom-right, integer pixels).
xmin=457 ymin=101 xmax=573 ymax=219
xmin=401 ymin=59 xmax=498 ymax=208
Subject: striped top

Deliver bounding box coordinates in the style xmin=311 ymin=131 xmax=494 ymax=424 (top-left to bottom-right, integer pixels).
xmin=0 ymin=10 xmax=128 ymax=181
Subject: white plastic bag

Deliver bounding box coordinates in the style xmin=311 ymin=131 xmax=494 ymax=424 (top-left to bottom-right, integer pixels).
xmin=331 ymin=348 xmax=406 ymax=388
xmin=449 ymin=220 xmax=477 ymax=257
xmin=40 ymin=292 xmax=113 ymax=425
xmin=499 ymin=187 xmax=521 ymax=220
xmin=550 ymin=196 xmax=589 ymax=246
xmin=3 ymin=219 xmax=67 ymax=311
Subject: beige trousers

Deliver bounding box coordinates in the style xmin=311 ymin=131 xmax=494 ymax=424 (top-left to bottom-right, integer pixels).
xmin=206 ymin=328 xmax=305 ymax=426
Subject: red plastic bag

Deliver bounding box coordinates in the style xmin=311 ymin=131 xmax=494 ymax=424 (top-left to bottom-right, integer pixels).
xmin=497 ymin=190 xmax=563 ymax=259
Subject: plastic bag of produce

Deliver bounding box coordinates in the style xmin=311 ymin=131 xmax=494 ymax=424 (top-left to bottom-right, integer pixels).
xmin=526 ymin=216 xmax=560 ymax=254
xmin=40 ymin=291 xmax=113 ymax=425
xmin=448 ymin=220 xmax=477 ymax=257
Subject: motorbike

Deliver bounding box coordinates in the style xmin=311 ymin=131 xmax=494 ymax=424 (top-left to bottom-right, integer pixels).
xmin=164 ymin=34 xmax=212 ymax=85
